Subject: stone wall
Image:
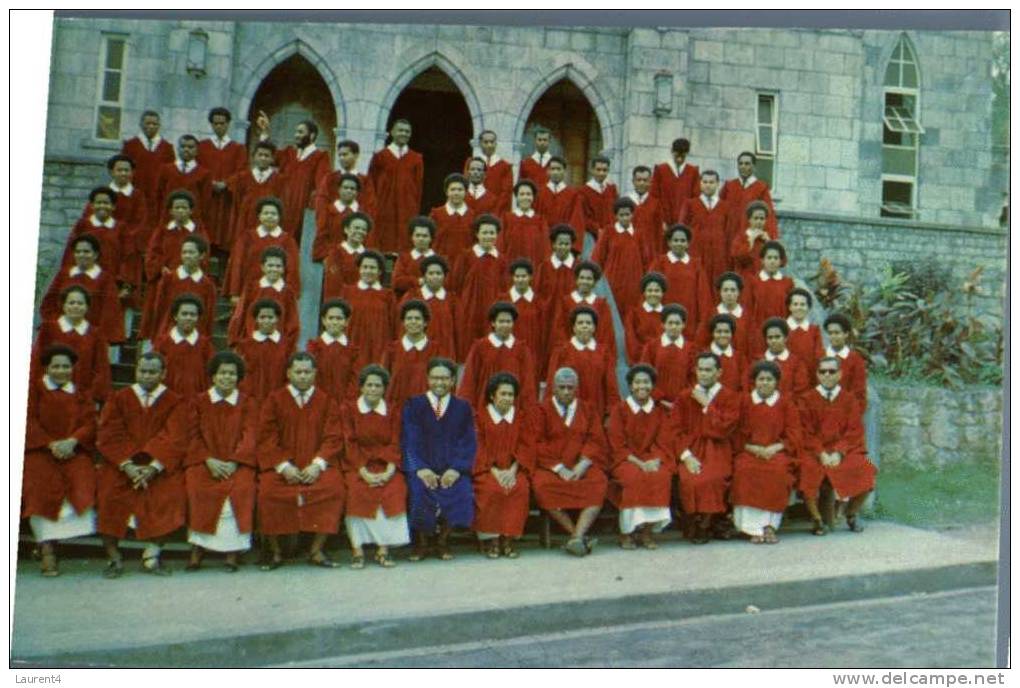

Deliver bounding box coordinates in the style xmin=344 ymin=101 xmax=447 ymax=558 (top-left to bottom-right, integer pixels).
xmin=875 ymin=381 xmax=1004 ymax=469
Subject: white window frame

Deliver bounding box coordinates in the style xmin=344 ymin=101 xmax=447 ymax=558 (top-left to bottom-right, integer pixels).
xmin=881 ymin=36 xmax=921 ymax=219
xmin=93 ymin=33 xmax=128 ymax=142
xmin=755 ymin=91 xmax=778 ymax=190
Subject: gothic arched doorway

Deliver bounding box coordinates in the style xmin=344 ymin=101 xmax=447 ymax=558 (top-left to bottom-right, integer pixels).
xmin=247 ymin=53 xmax=338 ymax=163
xmin=522 ymin=79 xmax=604 ymax=186
xmin=387 ymin=67 xmax=474 ymax=212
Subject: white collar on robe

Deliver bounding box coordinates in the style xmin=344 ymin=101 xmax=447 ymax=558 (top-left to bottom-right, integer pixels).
xmin=787 ymin=316 xmax=811 ymax=332
xmin=208 ymin=387 xmax=239 ymax=405
xmin=628 ymin=191 xmax=648 ymax=205
xmin=554 ymin=398 xmax=578 ymax=426
xmin=487 ymin=403 xmax=516 ymax=424
xmin=473 ymin=244 xmax=499 ymax=258
xmin=816 ymin=384 xmax=842 ymax=400
xmin=699 ymin=382 xmax=723 ymax=404
xmin=321 ymin=331 xmax=349 ymax=346
xmin=512 ymin=207 xmax=535 ymax=218
xmin=139 ymin=133 xmax=163 ymax=150
xmin=826 ymin=346 xmax=850 ymax=359
xmin=765 ymin=348 xmax=790 ymax=362
xmin=718 ymin=303 xmax=743 ymax=318
xmin=402 ymin=334 xmax=428 ymax=352
xmin=570 ymin=336 xmax=597 ymax=351
xmin=510 ymin=287 xmax=534 ymax=303
xmin=570 ymin=291 xmax=596 ymax=305
xmin=531 ymin=151 xmax=551 ymax=166
xmin=177 ymin=159 xmax=197 ymax=174
xmin=759 ymin=269 xmax=785 ymax=281
xmin=481 ymin=153 xmax=503 ymax=166
xmin=296 ymin=143 xmax=318 ymax=162
xmin=288 ymin=384 xmax=315 ymax=406
xmin=445 ymin=202 xmax=468 ymax=217
xmin=387 ymin=143 xmax=408 ymax=159
xmin=742 ymin=175 xmax=759 ymax=189
xmin=426 ymin=390 xmax=451 ymax=418
xmin=357 ymin=280 xmax=383 ymax=291
xmin=211 ymin=135 xmax=232 ymax=149
xmin=551 ymin=253 xmax=575 ymax=269
xmin=711 ymin=342 xmax=734 ymax=358
xmin=625 ymin=396 xmax=655 ymax=414
xmin=469 ymin=184 xmax=487 ymax=199
xmin=700 ymin=194 xmax=718 ymax=209
xmin=613 ymin=222 xmax=634 ymax=236
xmin=751 ymin=390 xmax=779 ymax=406
xmin=410 ymin=248 xmax=435 ymax=260
xmin=546 ymin=180 xmax=566 ymax=193
xmin=253 ymin=329 xmax=282 ymax=343
xmin=342 ymin=241 xmax=365 ymax=256
xmin=488 ymin=333 xmax=516 ymax=349
xmin=132 ymin=383 xmax=167 ymax=407
xmin=334 ymin=199 xmax=360 ymax=214
xmin=42 ymin=375 xmax=76 ymax=393
xmin=660 ymin=333 xmax=685 ymax=348
xmin=673 ymin=160 xmax=688 ymax=176
xmin=586 ymin=178 xmax=609 ymax=193
xmin=90 ymin=214 xmax=115 ymax=229
xmin=259 ymin=276 xmax=286 ymax=291
xmin=642 ymin=301 xmax=663 ymax=313
xmin=252 ymin=167 xmax=274 ymax=183
xmin=256 ymin=224 xmax=282 ymax=238
xmin=169 ymin=327 xmax=199 ymax=345
xmin=57 ymin=316 xmax=89 ymax=335
xmin=176 ymin=265 xmax=204 ymax=281
xmin=70 ymin=264 xmax=102 ymax=279
xmin=422 ymin=285 xmax=447 ymax=300
xmin=167 ymin=219 xmax=197 ymax=232
xmin=110 ymin=181 xmax=134 ymax=196
xmin=358 ymin=396 xmax=388 ymax=416
xmin=667 ymin=251 xmax=690 ymax=264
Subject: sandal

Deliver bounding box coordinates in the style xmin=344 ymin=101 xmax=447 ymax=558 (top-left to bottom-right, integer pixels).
xmin=374 ymin=551 xmax=396 ymax=568
xmin=763 ymin=526 xmax=780 ymax=545
xmin=349 ymin=554 xmax=365 ymax=570
xmin=142 ymin=556 xmax=172 ymax=576
xmin=185 ymin=546 xmax=204 ymax=571
xmin=564 ymin=537 xmax=587 ymax=557
xmin=484 ymin=540 xmax=500 ymax=559
xmin=308 ymin=552 xmax=340 ymax=568
xmin=500 ymin=538 xmax=519 ymax=559
xmin=259 ymin=556 xmax=284 ymax=572
xmin=40 ymin=553 xmax=59 ymax=577
xmin=847 ymin=514 xmax=864 ymax=533
xmin=619 ymin=534 xmax=637 ymax=550
xmin=584 ymin=536 xmax=598 ymax=553
xmin=811 ymin=519 xmax=828 ymax=536
xmin=103 ymin=558 xmax=125 ymax=578
xmin=435 ymin=543 xmax=454 ymax=561
xmin=639 ymin=531 xmax=658 ymax=550
xmin=750 ymin=535 xmax=766 ymax=545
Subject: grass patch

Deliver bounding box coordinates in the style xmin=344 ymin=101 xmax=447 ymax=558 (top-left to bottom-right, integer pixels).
xmin=872 ymin=458 xmax=1002 ymax=528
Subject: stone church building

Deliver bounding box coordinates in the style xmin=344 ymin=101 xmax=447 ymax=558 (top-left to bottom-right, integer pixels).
xmin=37 ymin=17 xmax=1006 ymax=314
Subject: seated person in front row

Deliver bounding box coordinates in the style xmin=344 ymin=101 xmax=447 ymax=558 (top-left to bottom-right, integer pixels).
xmin=798 ymin=356 xmax=877 ymax=536
xmin=532 ymin=367 xmax=608 ymax=557
xmin=257 ymin=352 xmax=345 ymax=570
xmin=401 ymin=358 xmax=477 ymax=562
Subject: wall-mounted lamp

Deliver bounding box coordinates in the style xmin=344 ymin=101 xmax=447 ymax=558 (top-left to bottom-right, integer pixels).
xmin=186 ymin=29 xmax=208 ymax=78
xmin=653 ymin=72 xmax=674 ymax=117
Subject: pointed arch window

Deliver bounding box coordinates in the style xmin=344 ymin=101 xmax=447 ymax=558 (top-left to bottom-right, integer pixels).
xmin=881 ymin=35 xmax=923 ymax=219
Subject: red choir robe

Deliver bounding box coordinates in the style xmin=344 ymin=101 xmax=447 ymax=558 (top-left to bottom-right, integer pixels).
xmin=650 ymin=160 xmax=700 ymax=225
xmin=647 ymin=251 xmax=713 ymax=338
xmin=305 ymin=332 xmax=360 ymax=402
xmin=224 ymin=167 xmax=287 ymax=253
xmin=197 ymin=137 xmax=248 ymax=249
xmin=450 ymin=246 xmax=509 ymax=359
xmin=367 ymin=144 xmax=424 ymax=253
xmin=827 ymin=346 xmax=869 ymax=412
xmin=545 ymin=338 xmax=619 ymax=419
xmin=21 ymin=376 xmax=97 ymax=522
xmin=746 ymin=271 xmax=795 ymax=342
xmin=313 ymin=199 xmax=369 ymax=263
xmin=786 ymin=318 xmax=825 ymax=374
xmin=531 ymin=397 xmax=609 ymax=510
xmin=430 ymin=203 xmax=475 ymax=258
xmin=464 ymin=154 xmax=514 ymax=209
xmin=96 ymin=384 xmax=186 ymax=539
xmin=638 ymin=334 xmax=696 ymax=404
xmin=624 ymin=302 xmax=664 ymax=365
xmin=32 ymin=317 xmax=111 ymax=403
xmin=709 ymin=342 xmax=749 ymax=393
xmin=276 ymin=144 xmax=332 ymax=243
xmin=400 ymin=286 xmax=458 ymax=361
xmin=672 ymin=383 xmax=741 ymax=514
xmin=458 ymin=333 xmax=539 ymax=411
xmin=551 ymin=292 xmax=618 ymax=363
xmin=141 ymin=219 xmax=211 ymax=328
xmin=535 ymin=183 xmax=586 ymax=253
xmin=473 ymin=405 xmax=535 ymax=537
xmin=156 ymin=161 xmax=213 ymax=226
xmin=381 ymin=335 xmax=437 ymax=412
xmin=591 ymin=222 xmax=645 ymax=317
xmin=153 ymin=327 xmax=216 ymax=398
xmin=339 ymin=281 xmax=397 ymax=368
xmin=764 ymin=349 xmax=813 ymax=410
xmin=224 ymin=225 xmax=300 ymax=298
xmin=720 ymin=176 xmax=779 ymax=241
xmin=518 ymin=152 xmax=551 ymax=188
xmin=340 ymin=398 xmax=406 ymax=518
xmin=184 ymin=388 xmax=259 ymax=537
xmin=534 ymin=253 xmax=577 ymax=316
xmin=498 ymin=208 xmax=550 ymax=268
xmin=314 ymin=170 xmax=377 ymax=237
xmin=61 ymin=215 xmax=134 ymax=291
xmin=120 ymin=134 xmax=175 ymax=226
xmin=144 ymin=265 xmax=217 ymax=341
xmin=506 ymin=288 xmax=548 ymax=377
xmin=797 ymin=386 xmax=877 ymax=499
xmin=321 ymin=241 xmax=365 ymax=297
xmin=731 ymin=391 xmax=801 ymax=513
xmin=629 ymin=192 xmax=666 ymax=267
xmin=729 ymin=228 xmax=773 ymax=280
xmin=678 ymin=195 xmax=734 ymax=285
xmin=579 ymin=179 xmax=618 ymax=239
xmin=234 ymin=330 xmax=293 ymax=402
xmin=466 ymin=182 xmax=506 ymax=217
xmin=391 ymin=248 xmax=436 ymax=298
xmin=106 ymin=182 xmax=148 ymax=293
xmin=696 ymin=303 xmax=758 ymax=361
xmin=41 ymin=264 xmax=125 ymax=343
xmin=256 ymin=385 xmax=345 ymax=534
xmin=606 ymin=397 xmax=675 ymax=509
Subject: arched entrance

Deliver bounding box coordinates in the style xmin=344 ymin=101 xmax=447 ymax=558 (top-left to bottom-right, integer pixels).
xmin=386 ymin=66 xmax=473 ymax=212
xmin=246 ymin=53 xmax=337 ymax=162
xmin=522 ymin=79 xmax=604 ymax=186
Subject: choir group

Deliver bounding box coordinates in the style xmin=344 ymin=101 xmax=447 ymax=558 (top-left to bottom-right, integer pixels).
xmin=23 ymin=107 xmax=877 ymax=577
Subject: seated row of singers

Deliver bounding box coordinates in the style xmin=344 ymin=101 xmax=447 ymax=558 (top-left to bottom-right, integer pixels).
xmin=23 ymin=344 xmax=875 ymax=577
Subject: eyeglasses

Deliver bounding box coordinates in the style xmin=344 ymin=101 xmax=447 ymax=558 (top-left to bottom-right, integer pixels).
xmin=818 ymin=369 xmax=839 ymax=375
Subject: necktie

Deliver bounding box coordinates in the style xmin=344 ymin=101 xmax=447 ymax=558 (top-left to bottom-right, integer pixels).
xmin=298 ymin=391 xmax=306 ymax=408
xmin=827 ymin=390 xmax=834 ymax=402
xmin=432 ymin=397 xmax=443 ymax=419
xmin=143 ymin=392 xmax=151 ymax=408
